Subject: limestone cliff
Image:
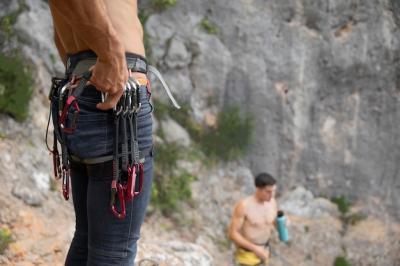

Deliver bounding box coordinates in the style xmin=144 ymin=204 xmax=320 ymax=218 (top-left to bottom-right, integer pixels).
xmin=0 ymin=0 xmax=399 ymax=265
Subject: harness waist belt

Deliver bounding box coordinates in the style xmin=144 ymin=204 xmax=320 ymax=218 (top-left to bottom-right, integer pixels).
xmin=70 ymin=145 xmax=153 ymax=165
xmin=66 ymin=50 xmax=148 ymax=77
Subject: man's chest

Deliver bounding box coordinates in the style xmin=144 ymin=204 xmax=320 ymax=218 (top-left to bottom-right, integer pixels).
xmin=244 ymin=203 xmax=276 ymax=227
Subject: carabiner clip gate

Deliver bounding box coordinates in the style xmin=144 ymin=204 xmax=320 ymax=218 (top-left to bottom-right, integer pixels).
xmin=110 ymin=180 xmax=126 ymax=219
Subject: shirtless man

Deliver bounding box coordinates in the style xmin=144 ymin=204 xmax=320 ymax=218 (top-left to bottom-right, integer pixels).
xmin=48 ymin=1 xmax=153 ymax=265
xmin=228 ymin=173 xmax=278 ymax=266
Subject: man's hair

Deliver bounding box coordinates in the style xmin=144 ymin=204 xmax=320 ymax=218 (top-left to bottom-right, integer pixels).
xmin=254 ymin=172 xmax=276 ymax=188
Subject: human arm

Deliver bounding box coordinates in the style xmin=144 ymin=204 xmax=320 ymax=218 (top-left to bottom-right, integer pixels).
xmin=228 ymin=201 xmax=269 ymax=261
xmin=48 ymin=0 xmax=128 ymax=110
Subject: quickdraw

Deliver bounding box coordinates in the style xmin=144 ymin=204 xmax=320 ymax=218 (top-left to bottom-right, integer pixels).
xmin=46 ymin=72 xmax=92 ymax=201
xmin=45 ymin=60 xmax=180 ymax=219
xmin=109 ymin=77 xmax=145 ymax=219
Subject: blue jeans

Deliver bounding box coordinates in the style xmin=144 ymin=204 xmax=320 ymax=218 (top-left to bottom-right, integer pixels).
xmin=63 ymin=85 xmax=153 ymax=266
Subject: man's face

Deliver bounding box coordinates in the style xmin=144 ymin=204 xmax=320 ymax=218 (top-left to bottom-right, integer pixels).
xmin=257 ymin=185 xmax=276 ymax=202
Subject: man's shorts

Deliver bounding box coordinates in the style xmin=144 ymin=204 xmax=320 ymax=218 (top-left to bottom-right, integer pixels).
xmin=234 ymin=247 xmax=269 ymax=266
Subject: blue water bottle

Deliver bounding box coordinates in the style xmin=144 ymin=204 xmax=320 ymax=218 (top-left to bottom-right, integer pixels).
xmin=277 ymin=210 xmax=289 ymax=242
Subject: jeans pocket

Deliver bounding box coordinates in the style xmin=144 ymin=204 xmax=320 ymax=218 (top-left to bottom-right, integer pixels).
xmin=137 ymin=101 xmax=153 ymax=123
xmin=64 ymin=104 xmax=111 ymax=159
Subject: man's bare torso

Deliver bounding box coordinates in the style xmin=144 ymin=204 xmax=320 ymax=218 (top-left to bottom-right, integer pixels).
xmin=51 ymin=0 xmax=145 ymax=56
xmin=241 ymin=196 xmax=277 ymax=244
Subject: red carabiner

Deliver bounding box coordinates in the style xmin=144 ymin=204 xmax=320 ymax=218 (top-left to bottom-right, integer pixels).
xmin=125 ymin=163 xmax=144 ymax=201
xmin=59 ymin=95 xmax=80 ymax=134
xmin=110 ymin=180 xmax=126 ymax=219
xmin=125 ymin=165 xmax=136 ymax=201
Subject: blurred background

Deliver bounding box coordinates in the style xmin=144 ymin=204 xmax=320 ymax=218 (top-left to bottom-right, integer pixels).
xmin=0 ymin=0 xmax=399 ymax=265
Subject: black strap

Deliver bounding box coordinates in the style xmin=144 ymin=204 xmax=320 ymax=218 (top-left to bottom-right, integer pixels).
xmin=69 ymin=145 xmax=152 ymax=164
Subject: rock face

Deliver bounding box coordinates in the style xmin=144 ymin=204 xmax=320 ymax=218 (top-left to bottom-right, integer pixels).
xmin=270 ymin=187 xmax=400 ymax=266
xmin=1 ymin=0 xmax=400 ymax=265
xmin=144 ymin=0 xmax=400 ymax=220
xmin=160 ymin=116 xmax=191 ymax=147
xmin=136 ymin=241 xmax=213 ymax=266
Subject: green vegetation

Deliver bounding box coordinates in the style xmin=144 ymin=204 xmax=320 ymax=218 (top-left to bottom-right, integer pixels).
xmin=201 ymin=106 xmax=253 ymax=161
xmin=152 ymin=0 xmax=177 ymax=10
xmin=200 ymin=18 xmax=219 ymax=34
xmin=331 ymin=196 xmax=350 ymax=214
xmin=152 ymin=142 xmax=197 ymax=215
xmin=331 ymin=195 xmax=367 ymax=226
xmin=154 ymin=100 xmax=253 ymax=161
xmin=0 ymin=228 xmax=12 ymax=255
xmin=334 ymin=256 xmax=352 ymax=266
xmin=151 ymin=102 xmax=253 ymax=214
xmin=153 ymin=100 xmax=202 ymax=141
xmin=0 ymin=53 xmax=33 ymax=121
xmin=0 ymin=0 xmax=29 ymax=40
xmin=138 ymin=9 xmax=150 ymax=25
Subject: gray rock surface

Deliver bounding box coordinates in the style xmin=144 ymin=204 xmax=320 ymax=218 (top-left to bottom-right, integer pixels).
xmin=1 ymin=0 xmax=400 ymax=265
xmin=160 ymin=116 xmax=191 ymax=147
xmin=136 ymin=241 xmax=213 ymax=266
xmin=279 ymin=186 xmax=340 ymax=218
xmin=145 ymin=0 xmax=400 ymax=220
xmin=14 ymin=0 xmax=64 ymax=75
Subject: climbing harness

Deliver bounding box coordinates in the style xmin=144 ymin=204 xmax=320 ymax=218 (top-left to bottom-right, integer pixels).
xmin=45 ymin=55 xmax=179 ymax=219
xmin=46 ymin=72 xmax=92 ymax=201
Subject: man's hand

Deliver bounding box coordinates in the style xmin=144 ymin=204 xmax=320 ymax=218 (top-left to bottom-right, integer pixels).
xmin=252 ymin=245 xmax=269 ymax=261
xmin=49 ymin=0 xmax=128 ymax=110
xmin=92 ymin=58 xmax=129 ymax=110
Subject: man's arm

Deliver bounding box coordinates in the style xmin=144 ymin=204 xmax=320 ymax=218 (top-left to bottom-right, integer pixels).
xmin=49 ymin=0 xmax=128 ymax=110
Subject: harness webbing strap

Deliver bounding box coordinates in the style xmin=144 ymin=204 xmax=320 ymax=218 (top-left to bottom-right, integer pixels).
xmin=69 ymin=146 xmax=152 ymax=165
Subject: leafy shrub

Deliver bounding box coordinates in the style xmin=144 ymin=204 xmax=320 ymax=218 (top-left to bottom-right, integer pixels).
xmin=154 ymin=101 xmax=253 ymax=161
xmin=200 ymin=18 xmax=218 ymax=34
xmin=152 ymin=142 xmax=197 ymax=215
xmin=331 ymin=196 xmax=350 ymax=214
xmin=0 ymin=0 xmax=29 ymax=39
xmin=0 ymin=53 xmax=33 ymax=121
xmin=152 ymin=0 xmax=177 ymax=10
xmin=334 ymin=256 xmax=352 ymax=266
xmin=0 ymin=228 xmax=12 ymax=255
xmin=201 ymin=106 xmax=253 ymax=161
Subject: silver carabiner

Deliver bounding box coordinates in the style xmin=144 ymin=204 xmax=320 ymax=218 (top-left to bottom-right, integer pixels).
xmin=128 ymin=78 xmax=141 ymax=113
